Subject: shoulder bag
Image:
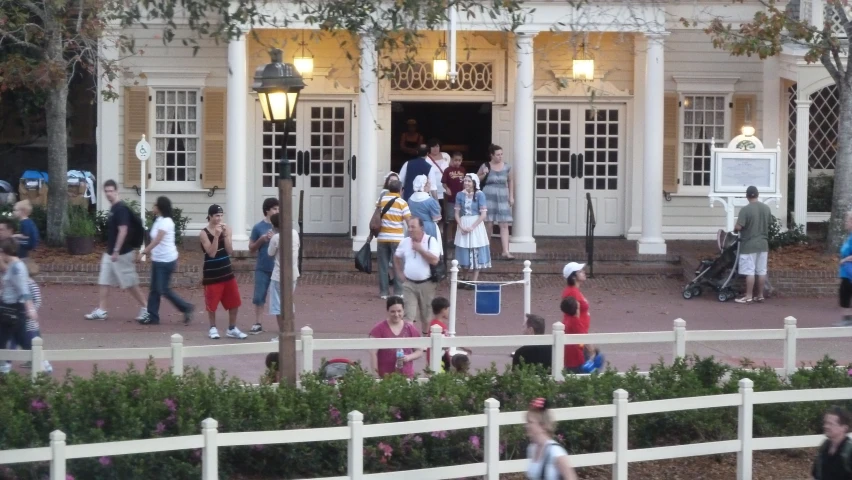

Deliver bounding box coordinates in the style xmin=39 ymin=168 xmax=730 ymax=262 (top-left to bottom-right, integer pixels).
xmin=428 ymin=236 xmax=447 ymax=283
xmin=370 ymin=198 xmax=397 ymax=237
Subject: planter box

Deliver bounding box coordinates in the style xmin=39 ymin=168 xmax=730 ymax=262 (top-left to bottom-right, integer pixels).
xmin=66 ymin=236 xmax=94 ymax=255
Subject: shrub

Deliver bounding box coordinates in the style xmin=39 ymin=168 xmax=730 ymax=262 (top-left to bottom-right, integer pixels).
xmin=66 ymin=206 xmax=96 ymax=238
xmin=94 ymin=200 xmax=191 ymax=245
xmin=787 ymin=169 xmax=834 ymax=214
xmin=0 ymin=356 xmax=850 ymax=479
xmin=768 ymin=215 xmax=808 ymax=250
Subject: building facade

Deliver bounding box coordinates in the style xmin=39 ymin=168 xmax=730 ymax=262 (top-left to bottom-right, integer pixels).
xmin=98 ymin=1 xmax=827 ymax=253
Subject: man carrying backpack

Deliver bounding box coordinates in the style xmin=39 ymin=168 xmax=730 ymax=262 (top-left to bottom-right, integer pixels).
xmin=813 ymin=407 xmax=852 ymax=480
xmin=84 ymin=179 xmax=147 ymax=321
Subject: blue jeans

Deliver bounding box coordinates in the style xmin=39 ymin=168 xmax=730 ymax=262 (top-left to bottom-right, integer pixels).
xmin=377 ymin=242 xmax=402 ymax=297
xmin=147 ymin=261 xmax=193 ymax=322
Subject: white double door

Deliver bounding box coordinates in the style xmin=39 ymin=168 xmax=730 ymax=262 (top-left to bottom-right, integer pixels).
xmin=257 ymin=100 xmax=352 ymax=234
xmin=533 ymin=103 xmax=625 ymax=237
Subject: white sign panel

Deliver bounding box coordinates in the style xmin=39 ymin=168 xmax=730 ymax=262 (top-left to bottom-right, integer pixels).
xmin=135 ymin=136 xmax=152 ymax=162
xmin=712 ymin=151 xmax=778 ymax=195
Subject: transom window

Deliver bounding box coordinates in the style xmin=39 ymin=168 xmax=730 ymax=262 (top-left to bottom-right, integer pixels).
xmin=153 ymin=89 xmax=199 ymax=183
xmin=681 ymin=95 xmax=727 ymax=187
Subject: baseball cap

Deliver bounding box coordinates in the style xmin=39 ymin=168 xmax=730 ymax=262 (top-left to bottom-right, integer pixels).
xmin=746 ymin=186 xmax=759 ymax=198
xmin=562 ymin=262 xmax=586 ymax=279
xmin=207 ymin=204 xmax=224 ymax=218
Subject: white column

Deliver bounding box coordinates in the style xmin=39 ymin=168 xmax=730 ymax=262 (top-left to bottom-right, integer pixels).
xmin=353 ymin=34 xmax=379 ymax=250
xmin=793 ymin=98 xmax=811 ymax=230
xmin=509 ymin=32 xmax=537 ymax=253
xmin=627 ymin=35 xmax=647 ymax=238
xmin=97 ymin=28 xmax=121 ymax=208
xmin=226 ymin=37 xmax=249 ymax=250
xmin=637 ymin=34 xmax=667 ymax=255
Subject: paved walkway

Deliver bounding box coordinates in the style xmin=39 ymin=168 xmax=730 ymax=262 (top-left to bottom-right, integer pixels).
xmin=8 ymin=274 xmax=848 ymax=382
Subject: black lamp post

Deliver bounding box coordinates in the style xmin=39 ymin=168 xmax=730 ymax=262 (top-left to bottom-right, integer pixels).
xmin=253 ymin=48 xmax=306 ymax=385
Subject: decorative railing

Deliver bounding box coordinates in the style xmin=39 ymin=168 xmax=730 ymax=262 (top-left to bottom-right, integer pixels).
xmin=1 ymin=380 xmax=848 ymax=480
xmin=389 ymin=61 xmax=493 ymax=92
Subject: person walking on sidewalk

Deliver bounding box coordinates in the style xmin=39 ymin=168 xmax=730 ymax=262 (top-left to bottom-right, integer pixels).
xmin=0 ymin=238 xmax=39 ymax=371
xmin=200 ymin=204 xmax=246 ymax=340
xmin=734 ymin=186 xmax=772 ymax=304
xmin=266 ymin=212 xmax=300 ymax=318
xmin=13 ymin=200 xmax=39 ymax=275
xmin=138 ymin=196 xmax=194 ymax=326
xmin=377 ymin=179 xmax=411 ymax=299
xmin=84 ymin=179 xmax=147 ymax=321
xmin=248 ymin=198 xmax=279 ymax=335
xmin=812 ymin=407 xmax=852 ymax=480
xmin=394 ymin=217 xmax=441 ymax=334
xmin=836 ymin=211 xmax=852 ymax=326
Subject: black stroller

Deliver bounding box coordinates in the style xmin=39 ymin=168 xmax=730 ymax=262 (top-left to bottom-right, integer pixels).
xmin=682 ymin=230 xmax=741 ymax=302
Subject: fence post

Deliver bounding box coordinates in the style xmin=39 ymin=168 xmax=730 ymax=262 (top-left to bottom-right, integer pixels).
xmin=523 ymin=260 xmax=532 ymax=317
xmin=612 ymin=389 xmax=629 ymax=480
xmin=737 ymin=378 xmax=754 ymax=480
xmin=673 ymin=318 xmax=686 ymax=360
xmin=201 ymin=418 xmax=218 ymax=480
xmin=31 ymin=336 xmax=44 ymax=380
xmin=348 ymin=411 xmax=364 ymax=480
xmin=551 ymin=322 xmax=565 ymax=382
xmin=783 ymin=316 xmax=797 ymax=377
xmin=301 ymin=326 xmax=314 ymax=374
xmin=170 ymin=334 xmax=183 ymax=377
xmin=483 ymin=398 xmax=501 ymax=480
xmin=49 ymin=430 xmax=66 ymax=480
xmin=449 ymin=259 xmax=459 ymax=337
xmin=430 ymin=324 xmax=444 ymax=373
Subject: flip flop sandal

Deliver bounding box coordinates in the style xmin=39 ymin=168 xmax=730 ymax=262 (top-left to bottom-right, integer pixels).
xmin=734 ymin=297 xmax=753 ymax=304
xmin=755 ymin=297 xmax=765 ymax=303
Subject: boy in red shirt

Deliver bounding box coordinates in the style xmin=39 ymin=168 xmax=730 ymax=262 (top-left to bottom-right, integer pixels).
xmin=561 ymin=296 xmax=592 ymax=373
xmin=441 ymin=152 xmax=466 ymax=242
xmin=426 ymin=296 xmax=471 ymax=372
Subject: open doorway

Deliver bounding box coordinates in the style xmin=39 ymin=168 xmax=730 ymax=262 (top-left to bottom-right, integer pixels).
xmin=390 ymin=102 xmax=492 ymax=173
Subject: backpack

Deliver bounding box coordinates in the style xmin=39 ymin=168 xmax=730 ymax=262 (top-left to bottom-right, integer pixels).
xmin=126 ymin=204 xmax=145 ymax=249
xmin=537 ymin=442 xmax=565 ymax=480
xmin=814 ymin=439 xmax=852 ymax=479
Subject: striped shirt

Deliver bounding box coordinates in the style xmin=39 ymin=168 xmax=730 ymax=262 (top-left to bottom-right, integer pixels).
xmin=376 ymin=194 xmax=411 ymax=243
xmin=26 ymin=279 xmax=40 ymax=332
xmin=201 ymin=228 xmax=235 ymax=285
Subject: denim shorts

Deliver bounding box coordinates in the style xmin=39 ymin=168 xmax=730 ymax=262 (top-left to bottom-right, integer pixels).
xmin=253 ymin=270 xmax=273 ymax=305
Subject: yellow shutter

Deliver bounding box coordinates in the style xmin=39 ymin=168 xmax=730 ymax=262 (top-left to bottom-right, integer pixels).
xmin=663 ymin=93 xmax=679 ymax=193
xmin=202 ymin=87 xmax=227 ymax=189
xmin=732 ymin=94 xmax=758 ymax=137
xmin=123 ymin=87 xmax=149 ymax=188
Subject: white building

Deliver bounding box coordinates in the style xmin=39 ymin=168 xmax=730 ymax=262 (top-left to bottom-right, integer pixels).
xmin=97 ymin=1 xmax=832 ymax=253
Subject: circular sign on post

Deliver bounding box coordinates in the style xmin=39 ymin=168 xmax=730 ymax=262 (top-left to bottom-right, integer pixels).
xmin=135 ymin=134 xmax=151 ymax=162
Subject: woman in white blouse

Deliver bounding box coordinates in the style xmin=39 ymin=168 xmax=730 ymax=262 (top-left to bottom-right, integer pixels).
xmin=139 ymin=196 xmax=194 ymax=325
xmin=526 ymin=398 xmax=577 ymax=480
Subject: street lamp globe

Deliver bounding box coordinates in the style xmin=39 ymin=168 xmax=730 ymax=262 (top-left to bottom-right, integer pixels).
xmin=253 ymin=48 xmax=306 ymax=122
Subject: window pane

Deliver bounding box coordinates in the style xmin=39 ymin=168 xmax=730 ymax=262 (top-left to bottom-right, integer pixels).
xmin=152 ymin=89 xmax=200 ymax=184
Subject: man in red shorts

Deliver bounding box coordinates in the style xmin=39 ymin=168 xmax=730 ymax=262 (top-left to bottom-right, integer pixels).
xmin=199 ymin=204 xmax=246 ymax=339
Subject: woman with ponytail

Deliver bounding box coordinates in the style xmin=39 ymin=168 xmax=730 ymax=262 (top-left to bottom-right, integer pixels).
xmin=525 ymin=398 xmax=578 ymax=480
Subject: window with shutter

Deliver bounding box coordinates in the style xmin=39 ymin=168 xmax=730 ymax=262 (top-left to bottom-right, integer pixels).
xmin=663 ymin=94 xmax=679 ymax=193
xmin=679 ymin=93 xmax=730 ymax=190
xmin=201 ymin=88 xmax=227 ymax=189
xmin=123 ymin=87 xmax=149 ymax=188
xmin=151 ymin=89 xmax=201 ymax=185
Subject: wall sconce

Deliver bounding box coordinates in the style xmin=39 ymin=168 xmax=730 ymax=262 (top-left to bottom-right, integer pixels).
xmin=572 ymin=43 xmax=594 ymax=81
xmin=433 ymin=40 xmax=449 ymax=81
xmin=741 ymin=101 xmax=755 ymax=137
xmin=293 ymin=30 xmax=314 ymax=80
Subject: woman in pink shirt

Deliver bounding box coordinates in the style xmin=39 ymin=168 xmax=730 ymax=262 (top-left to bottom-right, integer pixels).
xmin=369 ymin=296 xmax=423 ymax=378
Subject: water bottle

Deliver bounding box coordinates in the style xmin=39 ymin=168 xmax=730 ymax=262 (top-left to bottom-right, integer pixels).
xmin=395 ymin=349 xmax=405 ymax=371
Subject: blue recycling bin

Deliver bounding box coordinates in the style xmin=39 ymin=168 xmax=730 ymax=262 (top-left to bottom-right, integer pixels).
xmin=474 ymin=283 xmax=502 ymax=315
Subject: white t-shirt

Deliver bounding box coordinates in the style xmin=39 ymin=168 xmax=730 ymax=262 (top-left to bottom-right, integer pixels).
xmin=394 ymin=234 xmax=441 ymax=282
xmin=426 ymin=152 xmax=451 ymax=196
xmin=149 ymin=217 xmax=178 ymax=263
xmin=268 ymin=229 xmax=301 ymax=284
xmin=526 ymin=441 xmax=568 ymax=480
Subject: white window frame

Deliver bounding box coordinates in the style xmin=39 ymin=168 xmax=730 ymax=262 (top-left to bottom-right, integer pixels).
xmin=143 ymin=68 xmax=210 ymax=192
xmin=672 ymin=76 xmax=739 ymax=196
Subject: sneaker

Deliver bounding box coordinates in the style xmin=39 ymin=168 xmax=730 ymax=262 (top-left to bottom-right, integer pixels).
xmin=137 ymin=313 xmax=159 ymax=325
xmin=135 ymin=307 xmax=148 ymax=321
xmin=42 ymin=361 xmax=53 ymax=374
xmin=227 ymin=327 xmax=248 ymax=339
xmin=380 ymin=295 xmax=388 ymax=300
xmin=270 ymin=337 xmax=279 ymax=343
xmin=208 ymin=327 xmax=221 ymax=340
xmin=84 ymin=308 xmax=108 ymax=320
xmin=0 ymin=362 xmax=10 ymax=374
xmin=833 ymin=316 xmax=852 ymax=327
xmin=21 ymin=361 xmax=32 ymax=369
xmin=183 ymin=306 xmax=195 ymax=326
xmin=250 ymin=323 xmax=263 ymax=335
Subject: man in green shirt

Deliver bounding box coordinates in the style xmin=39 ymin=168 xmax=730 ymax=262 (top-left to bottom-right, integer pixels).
xmin=734 ymin=186 xmax=772 ymax=304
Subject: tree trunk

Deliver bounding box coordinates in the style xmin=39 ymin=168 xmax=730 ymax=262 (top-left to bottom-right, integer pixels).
xmin=829 ymin=82 xmax=852 ymax=252
xmin=44 ymin=17 xmax=69 ymax=246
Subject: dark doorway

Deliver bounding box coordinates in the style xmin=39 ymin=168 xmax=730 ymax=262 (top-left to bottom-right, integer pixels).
xmin=390 ymin=102 xmax=492 ymax=173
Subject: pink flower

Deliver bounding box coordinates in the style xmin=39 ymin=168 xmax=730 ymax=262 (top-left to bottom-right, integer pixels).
xmin=378 ymin=442 xmax=393 ymax=458
xmin=192 ymin=449 xmax=202 ymax=459
xmin=155 ymin=422 xmax=166 ymax=434
xmin=95 ymin=419 xmax=104 ymax=428
xmin=500 ymin=442 xmax=506 ymax=454
xmin=848 ymin=368 xmax=852 ymax=376
xmin=469 ymin=435 xmax=480 ymax=449
xmin=66 ymin=475 xmax=75 ymax=480
xmin=98 ymin=456 xmax=111 ymax=466
xmin=163 ymin=398 xmax=177 ymax=412
xmin=30 ymin=399 xmax=47 ymax=411
xmin=413 ymin=435 xmax=422 ymax=443
xmin=390 ymin=407 xmax=401 ymax=420
xmin=252 ymin=445 xmax=265 ymax=451
xmin=329 ymin=406 xmax=341 ymax=423
xmin=430 ymin=431 xmax=448 ymax=439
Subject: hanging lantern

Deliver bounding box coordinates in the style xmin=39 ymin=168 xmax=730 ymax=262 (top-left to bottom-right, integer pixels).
xmin=293 ymin=30 xmax=314 ymax=80
xmin=741 ymin=101 xmax=755 ymax=137
xmin=572 ymin=43 xmax=594 ymax=81
xmin=433 ymin=41 xmax=449 ymax=81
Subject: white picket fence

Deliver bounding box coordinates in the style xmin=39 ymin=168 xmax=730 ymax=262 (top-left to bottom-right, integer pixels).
xmin=4 ymin=316 xmax=852 ymax=381
xmin=0 ymin=378 xmax=848 ymax=480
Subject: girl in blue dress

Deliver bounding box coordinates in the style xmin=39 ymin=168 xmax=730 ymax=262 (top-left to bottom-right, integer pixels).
xmin=454 ymin=173 xmax=491 ymax=289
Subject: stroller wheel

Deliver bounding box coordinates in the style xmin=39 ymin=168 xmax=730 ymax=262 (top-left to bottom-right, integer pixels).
xmin=682 ymin=289 xmax=694 ymax=300
xmin=718 ymin=292 xmax=729 ymax=302
xmin=692 ymin=287 xmax=702 ymax=297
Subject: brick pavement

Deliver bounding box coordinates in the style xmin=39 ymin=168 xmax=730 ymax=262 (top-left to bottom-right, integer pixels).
xmin=6 ymin=274 xmax=849 ymax=383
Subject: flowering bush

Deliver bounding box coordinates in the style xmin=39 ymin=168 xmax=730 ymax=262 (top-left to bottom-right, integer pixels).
xmin=0 ymin=357 xmax=850 ymax=479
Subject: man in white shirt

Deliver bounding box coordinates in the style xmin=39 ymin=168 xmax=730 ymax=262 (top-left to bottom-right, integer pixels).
xmin=394 ymin=217 xmax=441 ymax=333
